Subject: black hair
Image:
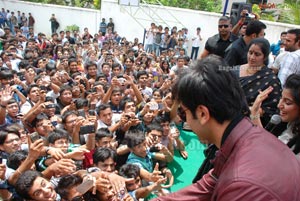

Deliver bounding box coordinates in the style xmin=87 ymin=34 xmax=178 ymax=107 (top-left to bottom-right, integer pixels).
xmin=101 ymin=62 xmax=111 ymax=69
xmin=18 ymin=60 xmax=30 ymax=69
xmin=61 ymin=110 xmax=77 ymax=124
xmin=245 ymin=20 xmax=266 ymax=36
xmin=85 ymin=61 xmax=97 ymax=71
xmin=6 ymin=98 xmax=18 ymax=106
xmin=284 ymin=74 xmax=300 ymax=154
xmin=152 ymin=88 xmax=163 ymax=98
xmin=173 ymin=55 xmax=245 ymax=123
xmin=7 ymin=150 xmax=28 ymax=170
xmin=119 ymin=163 xmax=140 ymax=179
xmin=26 ymin=84 xmax=39 ymax=95
xmin=95 ymin=128 xmax=113 ymax=142
xmin=46 ymin=62 xmax=56 ymax=72
xmin=74 ymin=98 xmax=88 ymax=109
xmin=287 ymin=29 xmax=300 ymax=43
xmin=56 ymin=174 xmax=82 ymax=200
xmin=5 ymin=123 xmax=21 ymax=137
xmin=136 ymin=70 xmax=148 ymax=80
xmin=281 ymin=31 xmax=287 ymax=36
xmin=68 ymin=57 xmax=77 ymax=66
xmin=120 ymin=97 xmax=135 ymax=111
xmin=177 ymin=55 xmax=186 ymax=61
xmin=96 ymin=103 xmax=111 ymax=115
xmin=0 ymin=131 xmax=9 ymax=145
xmin=125 ymin=129 xmax=146 ymax=148
xmin=247 ymin=38 xmax=270 ymax=65
xmin=93 ymin=147 xmax=117 ymax=164
xmin=0 ymin=70 xmax=13 ymax=79
xmin=15 ymin=170 xmax=42 ymax=200
xmin=219 ymin=16 xmax=230 ymax=22
xmin=153 ymin=113 xmax=171 ymax=124
xmin=59 ymin=85 xmax=72 ymax=94
xmin=31 ymin=113 xmax=49 ymax=128
xmin=112 ymin=63 xmax=121 ymax=70
xmin=146 ymin=123 xmax=163 ymax=134
xmin=47 ymin=129 xmax=69 ymax=144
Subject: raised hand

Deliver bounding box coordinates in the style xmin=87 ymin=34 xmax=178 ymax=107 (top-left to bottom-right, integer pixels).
xmin=0 ymin=87 xmax=13 ymax=106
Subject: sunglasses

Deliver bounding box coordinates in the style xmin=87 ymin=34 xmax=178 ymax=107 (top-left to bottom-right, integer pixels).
xmin=218 ymin=24 xmax=229 ymax=28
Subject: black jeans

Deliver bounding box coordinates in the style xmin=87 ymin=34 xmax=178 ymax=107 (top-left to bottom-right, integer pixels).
xmin=191 ymin=46 xmax=199 ymax=60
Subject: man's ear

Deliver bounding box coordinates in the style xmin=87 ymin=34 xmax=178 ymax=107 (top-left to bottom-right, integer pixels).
xmin=195 ymin=105 xmax=210 ymax=125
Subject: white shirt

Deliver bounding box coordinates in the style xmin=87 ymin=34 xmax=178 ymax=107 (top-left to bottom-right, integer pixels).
xmin=192 ymin=34 xmax=201 ymax=47
xmin=278 ymin=49 xmax=300 ymax=86
xmin=145 ymin=28 xmax=155 ymax=45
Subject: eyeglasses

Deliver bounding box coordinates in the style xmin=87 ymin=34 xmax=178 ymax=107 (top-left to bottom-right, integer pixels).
xmin=5 ymin=138 xmax=20 ymax=144
xmin=65 ymin=119 xmax=76 ymax=124
xmin=218 ymin=24 xmax=229 ymax=28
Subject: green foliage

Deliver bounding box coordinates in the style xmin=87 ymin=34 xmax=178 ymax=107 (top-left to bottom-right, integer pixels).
xmin=250 ymin=1 xmax=299 ymax=25
xmin=94 ymin=0 xmax=101 ymax=9
xmin=65 ymin=24 xmax=80 ymax=32
xmin=144 ymin=0 xmax=222 ymax=12
xmin=23 ymin=0 xmax=101 ymax=8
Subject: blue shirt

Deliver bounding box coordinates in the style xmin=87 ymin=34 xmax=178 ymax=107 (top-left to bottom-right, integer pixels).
xmin=127 ymin=149 xmax=155 ymax=172
xmin=99 ymin=22 xmax=107 ymax=32
xmin=0 ymin=115 xmax=22 ymax=129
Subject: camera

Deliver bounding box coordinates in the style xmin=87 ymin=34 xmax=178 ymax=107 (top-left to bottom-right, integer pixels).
xmin=17 ymin=72 xmax=25 ymax=81
xmin=40 ymin=85 xmax=48 ymax=91
xmin=30 ymin=132 xmax=40 ymax=143
xmin=78 ymin=109 xmax=86 ymax=118
xmin=79 ymin=79 xmax=85 ymax=85
xmin=88 ymin=110 xmax=96 ymax=116
xmin=90 ymin=88 xmax=97 ymax=93
xmin=46 ymin=103 xmax=56 ymax=109
xmin=79 ymin=125 xmax=95 ymax=135
xmin=245 ymin=13 xmax=255 ymax=19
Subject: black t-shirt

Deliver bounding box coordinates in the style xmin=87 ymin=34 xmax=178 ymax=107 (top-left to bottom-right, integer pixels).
xmin=205 ymin=33 xmax=238 ymax=58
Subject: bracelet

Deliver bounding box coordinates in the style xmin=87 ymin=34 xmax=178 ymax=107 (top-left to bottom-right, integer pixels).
xmin=250 ymin=114 xmax=260 ymax=120
xmin=16 ymin=169 xmax=22 ymax=175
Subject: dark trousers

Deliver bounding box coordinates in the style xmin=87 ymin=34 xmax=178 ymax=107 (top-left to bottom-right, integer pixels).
xmin=191 ymin=46 xmax=200 ymax=60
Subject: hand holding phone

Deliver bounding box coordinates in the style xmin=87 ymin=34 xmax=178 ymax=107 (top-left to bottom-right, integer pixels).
xmin=30 ymin=132 xmax=40 ymax=143
xmin=76 ymin=179 xmax=94 ymax=194
xmin=79 ymin=125 xmax=95 ymax=135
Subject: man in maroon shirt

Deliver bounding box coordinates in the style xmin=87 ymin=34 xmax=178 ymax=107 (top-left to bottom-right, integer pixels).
xmin=152 ymin=56 xmax=300 ymax=201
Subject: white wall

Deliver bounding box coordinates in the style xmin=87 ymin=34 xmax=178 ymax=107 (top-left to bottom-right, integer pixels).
xmin=1 ymin=0 xmax=299 ymax=54
xmin=0 ymin=0 xmax=101 ymax=37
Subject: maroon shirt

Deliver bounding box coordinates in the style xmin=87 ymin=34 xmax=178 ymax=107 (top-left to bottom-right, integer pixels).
xmin=152 ymin=118 xmax=300 ymax=201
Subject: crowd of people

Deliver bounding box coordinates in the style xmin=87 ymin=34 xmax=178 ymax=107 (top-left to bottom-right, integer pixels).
xmin=0 ymin=4 xmax=300 ymax=201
